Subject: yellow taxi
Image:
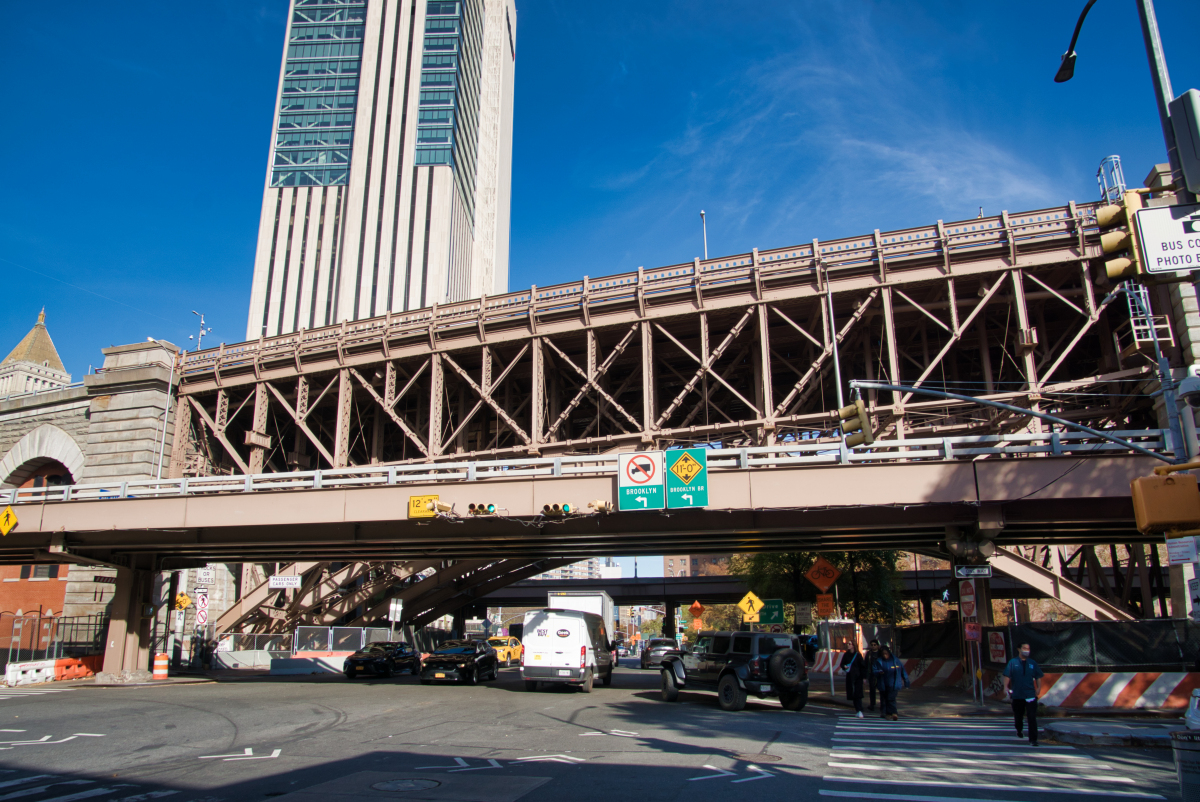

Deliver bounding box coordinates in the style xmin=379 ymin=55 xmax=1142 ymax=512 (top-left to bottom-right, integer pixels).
xmin=488 ymin=636 xmax=524 ymax=666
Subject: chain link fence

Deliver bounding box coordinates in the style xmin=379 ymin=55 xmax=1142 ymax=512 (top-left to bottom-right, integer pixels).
xmin=0 ymin=614 xmax=108 ymax=671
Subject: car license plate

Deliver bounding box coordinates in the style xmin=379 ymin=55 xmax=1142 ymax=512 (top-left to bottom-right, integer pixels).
xmin=435 ymin=673 xmax=445 ymax=678
xmin=761 ymin=683 xmax=772 ymax=692
xmin=558 ymin=669 xmax=571 ymax=677
xmin=356 ymin=666 xmax=364 ymax=671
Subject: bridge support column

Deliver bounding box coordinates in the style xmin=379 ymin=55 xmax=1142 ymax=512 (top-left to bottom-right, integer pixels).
xmin=101 ymin=567 xmax=151 ymax=675
xmin=921 ymin=594 xmax=933 ymax=623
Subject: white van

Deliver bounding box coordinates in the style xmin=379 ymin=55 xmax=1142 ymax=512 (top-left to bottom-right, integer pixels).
xmin=520 ymin=608 xmax=615 ymax=692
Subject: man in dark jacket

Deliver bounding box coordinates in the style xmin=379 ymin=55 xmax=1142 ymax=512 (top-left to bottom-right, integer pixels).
xmin=1003 ymin=642 xmax=1044 ymax=746
xmin=872 ymin=645 xmax=910 ymax=720
xmin=865 ymin=639 xmax=881 ymax=711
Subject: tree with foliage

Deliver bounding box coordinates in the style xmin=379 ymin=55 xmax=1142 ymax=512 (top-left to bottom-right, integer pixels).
xmin=730 ymin=551 xmax=910 ymax=628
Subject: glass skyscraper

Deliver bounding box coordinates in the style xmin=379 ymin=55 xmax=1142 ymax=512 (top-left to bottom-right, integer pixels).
xmin=246 ymin=0 xmax=516 ymax=339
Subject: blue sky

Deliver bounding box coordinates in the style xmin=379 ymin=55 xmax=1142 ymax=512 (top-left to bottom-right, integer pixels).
xmin=3 ymin=0 xmax=1198 ymax=377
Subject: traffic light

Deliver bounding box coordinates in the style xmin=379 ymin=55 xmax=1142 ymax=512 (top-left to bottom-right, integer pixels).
xmin=587 ymin=499 xmax=613 ymax=513
xmin=1096 ymin=190 xmax=1145 ymax=280
xmin=468 ymin=503 xmax=496 ymax=515
xmin=426 ymin=500 xmax=453 ymax=514
xmin=836 ymin=399 xmax=874 ymax=447
xmin=541 ymin=503 xmax=574 ymax=517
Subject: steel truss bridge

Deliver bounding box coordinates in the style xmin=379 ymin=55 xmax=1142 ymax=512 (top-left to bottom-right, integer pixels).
xmin=3 ymin=202 xmax=1183 ymax=653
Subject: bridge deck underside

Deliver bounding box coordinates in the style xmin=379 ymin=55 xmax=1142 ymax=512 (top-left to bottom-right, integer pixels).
xmin=168 ymin=202 xmax=1159 ymax=480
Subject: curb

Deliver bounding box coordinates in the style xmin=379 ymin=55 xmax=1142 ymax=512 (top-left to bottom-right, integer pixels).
xmin=1044 ymin=722 xmax=1182 ymax=747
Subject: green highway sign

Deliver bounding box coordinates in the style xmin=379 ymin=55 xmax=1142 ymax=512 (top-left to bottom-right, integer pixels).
xmin=760 ymin=599 xmax=785 ymax=625
xmin=618 ymin=452 xmax=665 ymax=511
xmin=665 ymin=448 xmax=709 ymax=509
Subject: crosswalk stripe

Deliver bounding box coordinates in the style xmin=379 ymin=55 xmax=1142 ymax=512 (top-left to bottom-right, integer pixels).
xmin=820 ymin=792 xmax=1142 ymax=802
xmin=0 ymin=775 xmax=57 ymax=790
xmin=831 ymin=738 xmax=1075 ymax=749
xmin=824 ymin=776 xmax=1166 ymax=799
xmin=42 ymin=788 xmax=128 ymax=802
xmin=829 ymin=752 xmax=1110 ymax=769
xmin=819 ymin=745 xmax=1092 ymax=759
xmin=113 ymin=793 xmax=176 ymax=801
xmin=834 ymin=732 xmax=1023 ymax=741
xmin=0 ymin=779 xmax=92 ymax=800
xmin=826 ymin=761 xmax=1132 ymax=783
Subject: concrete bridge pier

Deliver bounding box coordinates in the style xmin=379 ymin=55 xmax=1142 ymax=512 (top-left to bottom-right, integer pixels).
xmin=662 ymin=604 xmax=676 ymax=639
xmin=100 ymin=564 xmax=154 ymax=675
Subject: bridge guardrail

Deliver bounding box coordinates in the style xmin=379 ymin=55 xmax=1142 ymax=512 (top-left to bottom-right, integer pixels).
xmin=3 ymin=429 xmax=1168 ymax=507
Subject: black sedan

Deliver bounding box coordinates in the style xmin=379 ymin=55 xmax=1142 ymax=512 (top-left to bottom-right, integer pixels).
xmin=419 ymin=640 xmax=499 ymax=685
xmin=640 ymin=638 xmax=679 ymax=669
xmin=343 ymin=642 xmax=420 ymax=679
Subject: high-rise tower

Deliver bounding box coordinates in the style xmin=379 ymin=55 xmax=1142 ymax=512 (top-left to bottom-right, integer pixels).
xmin=246 ymin=0 xmax=516 ymax=340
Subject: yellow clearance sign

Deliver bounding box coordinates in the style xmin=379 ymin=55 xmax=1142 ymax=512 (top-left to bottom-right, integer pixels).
xmin=408 ymin=495 xmax=438 ymax=519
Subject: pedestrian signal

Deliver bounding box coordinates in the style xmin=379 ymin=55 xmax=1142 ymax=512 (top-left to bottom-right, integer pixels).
xmin=836 ymin=399 xmax=874 ymax=447
xmin=1097 ymin=191 xmax=1145 ymax=280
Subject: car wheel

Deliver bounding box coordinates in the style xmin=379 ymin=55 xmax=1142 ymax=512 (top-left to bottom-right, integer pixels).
xmin=779 ymin=688 xmax=807 ymax=711
xmin=465 ymin=670 xmax=478 ymax=686
xmin=345 ymin=672 xmax=357 ymax=680
xmin=524 ymin=679 xmax=538 ymax=691
xmin=580 ymin=670 xmax=594 ymax=693
xmin=660 ymin=668 xmax=680 ymax=702
xmin=717 ymin=674 xmax=747 ymax=712
xmin=505 ymin=656 xmax=512 ymax=667
xmin=381 ymin=664 xmax=393 ymax=679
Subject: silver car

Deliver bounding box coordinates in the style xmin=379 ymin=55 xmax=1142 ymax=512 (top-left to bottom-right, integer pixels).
xmin=640 ymin=638 xmax=678 ymax=669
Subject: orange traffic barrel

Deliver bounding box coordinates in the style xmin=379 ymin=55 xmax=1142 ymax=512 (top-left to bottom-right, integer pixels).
xmin=153 ymin=653 xmax=169 ymax=680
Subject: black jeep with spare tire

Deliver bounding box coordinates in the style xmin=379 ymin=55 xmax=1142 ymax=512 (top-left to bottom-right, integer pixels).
xmin=659 ymin=631 xmax=808 ymax=712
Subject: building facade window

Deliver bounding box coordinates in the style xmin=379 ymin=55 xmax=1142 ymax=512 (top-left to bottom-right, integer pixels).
xmin=271 ymin=1 xmax=367 ymax=188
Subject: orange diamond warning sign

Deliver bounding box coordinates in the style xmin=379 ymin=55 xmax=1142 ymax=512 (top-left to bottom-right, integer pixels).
xmin=670 ymin=452 xmax=703 ymax=484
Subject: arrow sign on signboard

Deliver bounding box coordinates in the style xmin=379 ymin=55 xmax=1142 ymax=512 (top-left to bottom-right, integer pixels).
xmin=954 ymin=566 xmax=992 ymax=579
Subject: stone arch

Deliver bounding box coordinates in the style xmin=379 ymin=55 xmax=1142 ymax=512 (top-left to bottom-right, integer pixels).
xmin=0 ymin=424 xmax=86 ymax=489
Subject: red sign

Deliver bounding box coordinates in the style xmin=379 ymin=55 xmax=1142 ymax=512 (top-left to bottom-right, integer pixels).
xmin=816 ymin=594 xmax=835 ymax=617
xmin=959 ymin=579 xmax=976 ymax=618
xmin=806 ymin=557 xmax=842 ymax=593
xmin=988 ymin=631 xmax=1006 ymax=663
xmin=689 ymin=600 xmax=705 ymax=617
xmin=625 ymin=455 xmax=657 ymax=484
xmin=964 ymin=622 xmax=981 ymax=642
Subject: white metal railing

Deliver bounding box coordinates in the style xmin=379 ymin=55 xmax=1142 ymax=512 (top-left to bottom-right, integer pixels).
xmin=3 ymin=429 xmax=1168 ymax=507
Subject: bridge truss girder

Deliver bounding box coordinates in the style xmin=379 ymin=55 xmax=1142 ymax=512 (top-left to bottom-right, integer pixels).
xmin=169 ymin=203 xmax=1165 ymax=477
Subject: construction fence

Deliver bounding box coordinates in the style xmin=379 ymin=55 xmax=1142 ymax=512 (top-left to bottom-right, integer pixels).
xmin=0 ymin=613 xmax=107 ymax=672
xmin=981 ymin=619 xmax=1200 ymax=673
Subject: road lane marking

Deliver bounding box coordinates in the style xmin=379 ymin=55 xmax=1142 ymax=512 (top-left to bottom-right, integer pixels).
xmin=449 ymin=760 xmax=502 ymax=772
xmin=199 ymin=749 xmax=254 ymax=760
xmin=0 ymin=780 xmax=92 ymax=800
xmin=731 ymin=767 xmax=774 ymax=783
xmin=224 ymin=749 xmax=280 ymax=761
xmin=823 ymin=776 xmax=1165 ymax=799
xmin=42 ymin=787 xmax=132 ymax=802
xmin=821 ymin=793 xmax=1124 ymax=802
xmin=416 ymin=758 xmax=471 ymax=769
xmin=829 ymin=752 xmax=1110 ymax=769
xmin=831 ymin=738 xmax=1075 ymax=749
xmin=514 ymin=755 xmax=585 ymax=764
xmin=826 ymin=762 xmax=1132 ymax=783
xmin=688 ymin=766 xmax=736 ymax=781
xmin=0 ymin=776 xmax=57 ymax=790
xmin=821 ymin=746 xmax=1092 ymax=759
xmin=113 ymin=793 xmax=177 ymax=801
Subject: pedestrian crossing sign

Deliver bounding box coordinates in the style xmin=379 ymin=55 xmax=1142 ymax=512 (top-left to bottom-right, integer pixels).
xmin=0 ymin=506 xmax=16 ymax=537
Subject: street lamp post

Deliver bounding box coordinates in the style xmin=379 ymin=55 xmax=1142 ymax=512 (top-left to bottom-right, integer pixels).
xmin=700 ymin=210 xmax=708 ymax=260
xmin=1055 ymin=0 xmax=1194 ymax=204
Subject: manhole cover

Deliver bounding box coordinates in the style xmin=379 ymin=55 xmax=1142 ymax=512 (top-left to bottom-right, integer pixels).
xmin=371 ymin=779 xmax=442 ymax=792
xmin=735 ymin=753 xmax=782 ymax=762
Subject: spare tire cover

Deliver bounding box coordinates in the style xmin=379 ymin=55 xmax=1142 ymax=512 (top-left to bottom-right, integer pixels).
xmin=768 ymin=649 xmax=803 ymax=688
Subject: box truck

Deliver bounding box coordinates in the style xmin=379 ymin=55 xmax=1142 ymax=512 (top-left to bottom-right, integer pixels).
xmin=547 ymin=590 xmax=615 ymax=634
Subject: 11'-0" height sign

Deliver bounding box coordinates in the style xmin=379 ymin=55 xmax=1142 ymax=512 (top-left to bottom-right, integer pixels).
xmin=618 ymin=450 xmax=709 ymax=511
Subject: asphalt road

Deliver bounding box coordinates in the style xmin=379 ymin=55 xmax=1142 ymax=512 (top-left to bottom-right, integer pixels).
xmin=0 ymin=659 xmax=1182 ymax=802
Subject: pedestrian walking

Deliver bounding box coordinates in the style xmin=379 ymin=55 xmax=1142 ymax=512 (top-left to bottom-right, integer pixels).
xmin=871 ymin=645 xmax=910 ymax=720
xmin=839 ymin=639 xmax=870 ymax=718
xmin=1003 ymin=642 xmax=1044 ymax=747
xmin=866 ymin=639 xmax=881 ymax=712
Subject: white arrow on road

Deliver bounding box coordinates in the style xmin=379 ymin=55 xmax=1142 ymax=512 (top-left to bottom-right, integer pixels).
xmin=450 ymin=759 xmax=503 ymax=772
xmin=731 ymin=766 xmax=775 ymax=783
xmin=514 ymin=755 xmax=586 ymax=764
xmin=199 ymin=747 xmax=281 ymax=761
xmin=689 ymin=766 xmax=737 ymax=781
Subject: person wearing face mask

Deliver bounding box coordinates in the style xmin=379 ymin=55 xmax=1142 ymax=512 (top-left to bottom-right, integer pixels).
xmin=1003 ymin=643 xmax=1044 ymax=746
xmin=871 ymin=644 xmax=909 ymax=720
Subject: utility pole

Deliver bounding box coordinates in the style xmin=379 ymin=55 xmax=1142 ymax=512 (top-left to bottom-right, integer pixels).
xmin=700 ymin=210 xmax=708 ymax=260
